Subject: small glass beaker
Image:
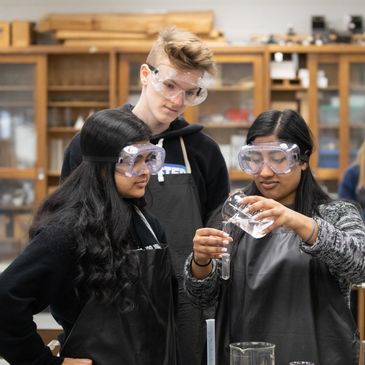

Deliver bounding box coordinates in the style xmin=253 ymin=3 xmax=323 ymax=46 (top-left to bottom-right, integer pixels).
xmin=222 ymin=190 xmax=273 ymax=239
xmin=230 ymin=342 xmax=275 ymax=365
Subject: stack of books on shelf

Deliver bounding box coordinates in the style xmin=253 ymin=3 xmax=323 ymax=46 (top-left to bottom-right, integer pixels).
xmin=36 ymin=11 xmax=226 ymax=47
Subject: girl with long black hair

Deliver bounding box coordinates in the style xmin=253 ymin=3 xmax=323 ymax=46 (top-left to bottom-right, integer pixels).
xmin=0 ymin=108 xmax=178 ymax=365
xmin=185 ymin=109 xmax=365 ymax=365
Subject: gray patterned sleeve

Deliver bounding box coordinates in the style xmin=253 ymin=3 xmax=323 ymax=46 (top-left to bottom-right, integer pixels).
xmin=300 ymin=200 xmax=365 ymax=300
xmin=183 ymin=253 xmax=220 ymax=309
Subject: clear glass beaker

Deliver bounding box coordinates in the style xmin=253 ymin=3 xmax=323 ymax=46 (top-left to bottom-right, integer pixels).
xmin=230 ymin=342 xmax=275 ymax=365
xmin=222 ymin=190 xmax=273 ymax=239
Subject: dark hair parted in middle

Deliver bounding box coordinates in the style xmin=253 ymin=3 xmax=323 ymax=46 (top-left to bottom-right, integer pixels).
xmin=30 ymin=108 xmax=152 ymax=306
xmin=245 ymin=109 xmax=331 ymax=216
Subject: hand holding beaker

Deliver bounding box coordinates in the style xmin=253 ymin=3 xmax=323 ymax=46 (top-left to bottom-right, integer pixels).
xmin=222 ymin=190 xmax=274 ymax=239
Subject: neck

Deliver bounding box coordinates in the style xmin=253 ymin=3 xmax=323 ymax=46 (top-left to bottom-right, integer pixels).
xmin=132 ymin=102 xmax=169 ymax=136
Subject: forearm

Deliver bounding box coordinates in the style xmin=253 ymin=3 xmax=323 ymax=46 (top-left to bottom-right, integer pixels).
xmin=300 ymin=205 xmax=365 ymax=283
xmin=291 ymin=212 xmax=318 ymax=246
xmin=183 ymin=253 xmax=220 ymax=309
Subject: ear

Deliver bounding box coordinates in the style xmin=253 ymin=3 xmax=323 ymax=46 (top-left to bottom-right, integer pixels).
xmin=300 ymin=162 xmax=308 ymax=171
xmin=140 ymin=64 xmax=150 ymax=85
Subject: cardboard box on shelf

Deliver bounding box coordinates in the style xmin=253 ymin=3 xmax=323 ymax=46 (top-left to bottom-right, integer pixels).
xmin=11 ymin=21 xmax=32 ymax=47
xmin=0 ymin=22 xmax=10 ymax=47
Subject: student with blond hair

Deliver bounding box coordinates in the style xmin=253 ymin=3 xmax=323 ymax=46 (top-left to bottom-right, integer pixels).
xmin=61 ymin=27 xmax=230 ymax=365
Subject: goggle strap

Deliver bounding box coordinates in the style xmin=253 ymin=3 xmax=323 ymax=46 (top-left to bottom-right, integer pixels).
xmin=300 ymin=154 xmax=309 ymax=162
xmin=83 ymin=155 xmax=117 ymax=162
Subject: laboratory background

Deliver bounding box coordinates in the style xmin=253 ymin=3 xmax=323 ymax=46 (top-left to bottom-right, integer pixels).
xmin=0 ymin=0 xmax=365 ymax=364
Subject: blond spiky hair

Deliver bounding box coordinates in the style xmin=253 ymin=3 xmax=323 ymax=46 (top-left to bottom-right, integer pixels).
xmin=146 ymin=26 xmax=216 ymax=75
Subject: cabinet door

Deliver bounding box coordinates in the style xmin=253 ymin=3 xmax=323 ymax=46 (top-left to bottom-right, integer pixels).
xmin=308 ymin=54 xmax=341 ymax=193
xmin=47 ymin=52 xmax=115 ymax=191
xmin=343 ymin=55 xmax=365 ymax=163
xmin=117 ymin=53 xmax=145 ymax=106
xmin=0 ymin=55 xmax=46 ymax=268
xmin=188 ymin=54 xmax=265 ymax=182
xmin=269 ymin=51 xmax=309 ymax=118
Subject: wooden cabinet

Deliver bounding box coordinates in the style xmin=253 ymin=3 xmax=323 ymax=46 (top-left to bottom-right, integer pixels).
xmin=0 ymin=54 xmax=46 ymax=266
xmin=2 ymin=44 xmax=365 ymax=266
xmin=267 ymin=45 xmax=365 ymax=194
xmin=46 ymin=51 xmax=117 ymax=191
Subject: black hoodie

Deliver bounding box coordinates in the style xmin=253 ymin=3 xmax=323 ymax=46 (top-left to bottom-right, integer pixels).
xmin=61 ymin=104 xmax=230 ymax=225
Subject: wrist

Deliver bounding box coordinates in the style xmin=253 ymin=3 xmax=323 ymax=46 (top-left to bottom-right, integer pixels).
xmin=192 ymin=252 xmax=212 ymax=267
xmin=304 ymin=218 xmax=317 ymax=244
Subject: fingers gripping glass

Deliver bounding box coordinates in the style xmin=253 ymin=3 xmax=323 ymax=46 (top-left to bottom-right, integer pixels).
xmin=238 ymin=142 xmax=304 ymax=175
xmin=116 ymin=143 xmax=165 ymax=177
xmin=148 ymin=64 xmax=209 ymax=106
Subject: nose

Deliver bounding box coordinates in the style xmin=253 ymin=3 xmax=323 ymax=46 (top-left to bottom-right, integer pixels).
xmin=139 ymin=163 xmax=151 ymax=176
xmin=259 ymin=161 xmax=275 ymax=177
xmin=170 ymin=91 xmax=185 ymax=106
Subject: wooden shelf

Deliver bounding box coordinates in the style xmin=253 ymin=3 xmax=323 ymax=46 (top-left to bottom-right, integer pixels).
xmin=0 ymin=101 xmax=33 ymax=107
xmin=0 ymin=168 xmax=36 ymax=179
xmin=48 ymin=127 xmax=80 ymax=134
xmin=350 ymin=85 xmax=365 ymax=92
xmin=350 ymin=123 xmax=365 ymax=129
xmin=271 ymin=85 xmax=306 ymax=91
xmin=229 ymin=169 xmax=252 ymax=181
xmin=48 ymin=101 xmax=109 ymax=107
xmin=318 ymin=124 xmax=339 ymax=129
xmin=318 ymin=86 xmax=339 ymax=91
xmin=203 ymin=122 xmax=252 ymax=128
xmin=0 ymin=204 xmax=33 ymax=211
xmin=313 ymin=168 xmax=339 ymax=180
xmin=47 ymin=171 xmax=61 ymax=177
xmin=0 ymin=85 xmax=34 ymax=91
xmin=210 ymin=85 xmax=254 ymax=91
xmin=271 ymin=79 xmax=303 ymax=91
xmin=48 ymin=85 xmax=109 ymax=91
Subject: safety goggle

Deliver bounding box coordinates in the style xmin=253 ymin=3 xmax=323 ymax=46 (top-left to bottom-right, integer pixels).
xmin=115 ymin=143 xmax=165 ymax=177
xmin=238 ymin=142 xmax=306 ymax=175
xmin=148 ymin=64 xmax=212 ymax=106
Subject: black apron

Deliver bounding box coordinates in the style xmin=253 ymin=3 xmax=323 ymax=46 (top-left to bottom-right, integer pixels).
xmin=147 ymin=137 xmax=206 ymax=365
xmin=60 ymin=210 xmax=177 ymax=365
xmin=216 ymin=227 xmax=359 ymax=365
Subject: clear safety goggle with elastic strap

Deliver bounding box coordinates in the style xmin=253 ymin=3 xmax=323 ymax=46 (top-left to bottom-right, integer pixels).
xmin=238 ymin=142 xmax=308 ymax=175
xmin=147 ymin=64 xmax=214 ymax=106
xmin=115 ymin=143 xmax=166 ymax=177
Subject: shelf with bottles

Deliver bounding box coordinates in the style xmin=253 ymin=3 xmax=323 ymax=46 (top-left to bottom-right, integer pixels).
xmin=197 ymin=61 xmax=256 ymax=124
xmin=47 ymin=53 xmax=110 ymax=130
xmin=0 ymin=179 xmax=35 ymax=265
xmin=0 ymin=109 xmax=36 ymax=170
xmin=270 ymin=78 xmax=305 ymax=91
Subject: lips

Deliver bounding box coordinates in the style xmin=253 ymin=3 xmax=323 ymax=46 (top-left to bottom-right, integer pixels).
xmin=135 ymin=179 xmax=148 ymax=187
xmin=259 ymin=181 xmax=279 ymax=190
xmin=164 ymin=104 xmax=179 ymax=113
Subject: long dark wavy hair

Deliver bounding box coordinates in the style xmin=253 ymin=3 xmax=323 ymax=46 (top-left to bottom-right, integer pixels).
xmin=30 ymin=108 xmax=152 ymax=305
xmin=245 ymin=109 xmax=331 ymax=216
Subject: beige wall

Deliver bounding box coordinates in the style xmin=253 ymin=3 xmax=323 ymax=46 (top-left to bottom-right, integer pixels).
xmin=0 ymin=0 xmax=364 ymax=42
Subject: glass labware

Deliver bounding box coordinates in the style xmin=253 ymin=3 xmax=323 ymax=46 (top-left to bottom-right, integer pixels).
xmin=230 ymin=342 xmax=275 ymax=365
xmin=220 ymin=220 xmax=233 ymax=280
xmin=221 ymin=190 xmax=273 ymax=239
